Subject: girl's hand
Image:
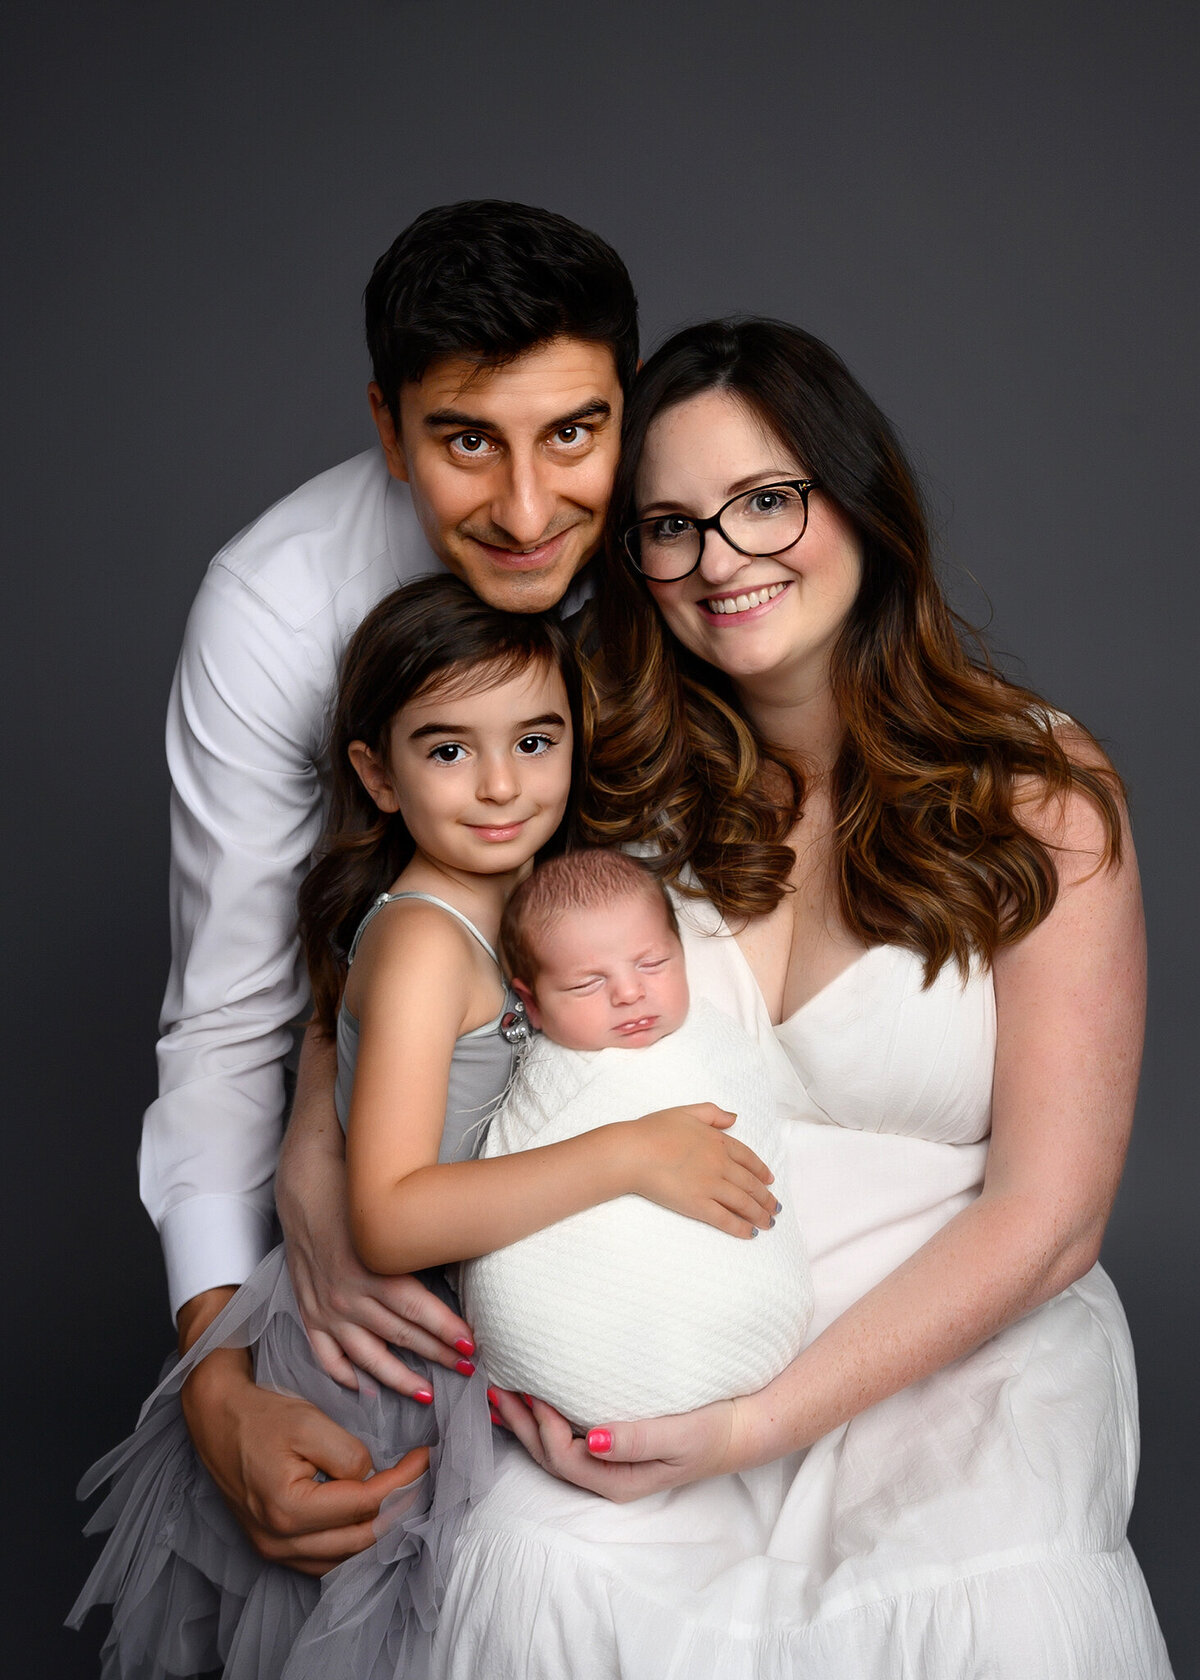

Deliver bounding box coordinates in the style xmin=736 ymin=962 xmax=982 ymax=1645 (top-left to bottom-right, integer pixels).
xmin=621 ymin=1104 xmax=778 ymax=1236
xmin=489 ymin=1388 xmax=743 ymax=1502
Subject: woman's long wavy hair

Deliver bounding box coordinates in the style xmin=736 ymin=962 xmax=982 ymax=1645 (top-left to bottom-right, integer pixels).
xmin=298 ymin=574 xmax=584 ymax=1034
xmin=584 ymin=318 xmax=1123 ymax=978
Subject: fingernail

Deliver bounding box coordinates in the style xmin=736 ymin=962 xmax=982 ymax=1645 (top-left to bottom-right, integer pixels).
xmin=521 ymin=1393 xmax=535 ymax=1407
xmin=486 ymin=1387 xmax=501 ymax=1406
xmin=489 ymin=1407 xmax=502 ymax=1426
xmin=587 ymin=1428 xmax=612 ymax=1454
xmin=414 ymin=1387 xmax=434 ymax=1405
xmin=455 ymin=1358 xmax=477 ymax=1377
xmin=775 ymin=1199 xmax=783 ymax=1213
xmin=454 ymin=1338 xmax=476 ymax=1356
xmin=749 ymin=1227 xmax=759 ymax=1238
xmin=768 ymin=1216 xmax=776 ymax=1228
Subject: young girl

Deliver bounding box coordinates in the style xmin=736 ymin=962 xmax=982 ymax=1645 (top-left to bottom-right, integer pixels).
xmin=72 ymin=574 xmax=778 ymax=1680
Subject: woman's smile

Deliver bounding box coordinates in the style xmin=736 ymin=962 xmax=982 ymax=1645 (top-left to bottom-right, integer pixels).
xmin=637 ymin=390 xmax=861 ymax=697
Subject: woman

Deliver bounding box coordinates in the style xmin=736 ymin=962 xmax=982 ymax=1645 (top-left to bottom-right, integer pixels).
xmin=431 ymin=319 xmax=1172 ymax=1677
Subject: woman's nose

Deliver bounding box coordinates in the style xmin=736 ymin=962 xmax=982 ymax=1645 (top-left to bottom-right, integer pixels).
xmin=695 ymin=527 xmax=752 ymax=587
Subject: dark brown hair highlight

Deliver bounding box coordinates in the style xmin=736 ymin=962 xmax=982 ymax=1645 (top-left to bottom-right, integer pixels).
xmin=584 ymin=318 xmax=1123 ymax=979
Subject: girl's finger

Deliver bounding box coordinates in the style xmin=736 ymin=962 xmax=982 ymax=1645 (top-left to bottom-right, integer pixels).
xmin=725 ymin=1138 xmax=774 ymax=1182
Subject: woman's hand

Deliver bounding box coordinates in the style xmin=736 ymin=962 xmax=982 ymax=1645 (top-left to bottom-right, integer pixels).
xmin=277 ymin=1025 xmax=476 ymax=1394
xmin=488 ymin=1388 xmax=744 ymax=1502
xmin=620 ymin=1104 xmax=778 ymax=1237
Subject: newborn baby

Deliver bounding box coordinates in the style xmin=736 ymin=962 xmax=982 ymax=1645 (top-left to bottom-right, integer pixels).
xmin=462 ymin=850 xmax=813 ymax=1427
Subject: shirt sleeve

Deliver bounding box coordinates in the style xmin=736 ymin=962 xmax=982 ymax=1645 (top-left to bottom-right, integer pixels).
xmin=139 ymin=560 xmax=329 ymax=1319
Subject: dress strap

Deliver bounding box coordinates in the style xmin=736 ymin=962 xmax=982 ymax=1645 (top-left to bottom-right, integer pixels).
xmin=347 ymin=891 xmax=501 ymax=968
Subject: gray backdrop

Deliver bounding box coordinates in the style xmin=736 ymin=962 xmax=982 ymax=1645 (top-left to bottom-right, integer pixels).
xmin=4 ymin=2 xmax=1196 ymax=1672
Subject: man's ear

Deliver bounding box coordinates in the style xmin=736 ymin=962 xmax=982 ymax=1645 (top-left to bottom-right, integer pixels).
xmin=368 ymin=382 xmax=409 ymax=483
xmin=510 ymin=977 xmax=543 ymax=1029
xmin=347 ymin=739 xmax=400 ymax=814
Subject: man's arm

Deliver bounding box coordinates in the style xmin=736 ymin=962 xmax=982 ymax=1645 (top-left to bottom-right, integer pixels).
xmin=140 ymin=560 xmax=324 ymax=1315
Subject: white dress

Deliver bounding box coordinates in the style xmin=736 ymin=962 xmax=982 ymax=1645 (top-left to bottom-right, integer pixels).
xmin=430 ymin=900 xmax=1172 ymax=1679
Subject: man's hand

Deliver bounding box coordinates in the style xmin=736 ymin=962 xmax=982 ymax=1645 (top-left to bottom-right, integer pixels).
xmin=276 ymin=1027 xmax=476 ymax=1394
xmin=179 ymin=1338 xmax=428 ymax=1575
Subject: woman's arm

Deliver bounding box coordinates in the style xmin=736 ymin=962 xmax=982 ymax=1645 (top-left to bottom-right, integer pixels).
xmin=348 ymin=905 xmax=779 ymax=1276
xmin=497 ymin=762 xmax=1145 ymax=1499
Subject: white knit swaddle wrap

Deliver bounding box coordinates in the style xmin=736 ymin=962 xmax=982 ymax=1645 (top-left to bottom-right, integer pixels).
xmin=462 ymin=1001 xmax=813 ymax=1426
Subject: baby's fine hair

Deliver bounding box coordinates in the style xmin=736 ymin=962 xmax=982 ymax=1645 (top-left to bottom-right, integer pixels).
xmin=501 ymin=849 xmax=678 ymax=984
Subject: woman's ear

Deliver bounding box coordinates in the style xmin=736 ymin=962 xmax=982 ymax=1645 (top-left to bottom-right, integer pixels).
xmin=348 ymin=740 xmax=401 ymax=814
xmin=510 ymin=977 xmax=543 ymax=1030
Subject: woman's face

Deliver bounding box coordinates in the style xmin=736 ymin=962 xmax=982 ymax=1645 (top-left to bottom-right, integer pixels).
xmin=635 ymin=390 xmax=862 ymax=704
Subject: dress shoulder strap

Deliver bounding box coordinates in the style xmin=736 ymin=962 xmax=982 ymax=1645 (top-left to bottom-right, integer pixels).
xmin=347 ymin=890 xmax=501 ymax=967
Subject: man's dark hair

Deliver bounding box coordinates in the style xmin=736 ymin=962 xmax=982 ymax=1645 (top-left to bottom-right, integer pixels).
xmin=365 ymin=200 xmax=639 ymax=416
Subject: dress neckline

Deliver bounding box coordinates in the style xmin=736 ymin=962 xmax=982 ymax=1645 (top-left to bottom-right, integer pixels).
xmin=723 ymin=920 xmax=882 ymax=1028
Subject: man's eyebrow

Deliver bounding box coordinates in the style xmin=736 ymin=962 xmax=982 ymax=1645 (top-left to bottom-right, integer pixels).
xmin=422 ymin=399 xmax=613 ymax=434
xmin=408 ymin=710 xmax=566 ymax=740
xmin=639 ymin=469 xmax=797 ymax=517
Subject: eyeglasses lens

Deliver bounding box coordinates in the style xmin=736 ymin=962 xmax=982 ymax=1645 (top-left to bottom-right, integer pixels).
xmin=631 ymin=485 xmax=808 ymax=579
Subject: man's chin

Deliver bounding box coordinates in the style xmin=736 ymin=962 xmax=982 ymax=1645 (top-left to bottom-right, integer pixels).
xmin=454 ymin=551 xmax=592 ymax=614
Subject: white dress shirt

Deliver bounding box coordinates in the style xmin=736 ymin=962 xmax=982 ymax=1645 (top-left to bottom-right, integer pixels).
xmin=141 ymin=448 xmax=445 ymax=1316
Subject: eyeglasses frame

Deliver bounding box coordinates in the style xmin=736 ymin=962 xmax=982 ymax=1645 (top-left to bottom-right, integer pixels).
xmin=622 ymin=478 xmax=820 ymax=581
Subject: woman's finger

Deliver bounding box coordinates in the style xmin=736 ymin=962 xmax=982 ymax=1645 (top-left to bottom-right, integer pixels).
xmin=368 ymin=1274 xmax=475 ymax=1352
xmin=306 ymin=1326 xmax=362 ymax=1390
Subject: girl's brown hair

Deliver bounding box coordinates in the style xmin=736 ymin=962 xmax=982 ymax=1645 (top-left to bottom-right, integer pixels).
xmin=584 ymin=318 xmax=1122 ymax=979
xmin=298 ymin=574 xmax=583 ymax=1034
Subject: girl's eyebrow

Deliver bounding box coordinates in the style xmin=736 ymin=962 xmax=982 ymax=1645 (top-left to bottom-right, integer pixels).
xmin=408 ymin=710 xmax=566 ymax=741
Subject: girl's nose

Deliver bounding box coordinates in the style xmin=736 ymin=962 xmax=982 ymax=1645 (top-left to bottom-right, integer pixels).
xmin=476 ymin=754 xmax=519 ymax=804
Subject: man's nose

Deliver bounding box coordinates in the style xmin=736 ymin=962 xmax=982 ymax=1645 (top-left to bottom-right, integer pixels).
xmin=489 ymin=452 xmax=560 ymax=547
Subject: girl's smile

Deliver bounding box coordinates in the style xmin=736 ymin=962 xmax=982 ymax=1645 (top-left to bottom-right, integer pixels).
xmin=350 ymin=657 xmax=574 ymax=880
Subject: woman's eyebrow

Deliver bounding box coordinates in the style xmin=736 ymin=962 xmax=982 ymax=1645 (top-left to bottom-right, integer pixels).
xmin=639 ymin=468 xmax=796 ymax=516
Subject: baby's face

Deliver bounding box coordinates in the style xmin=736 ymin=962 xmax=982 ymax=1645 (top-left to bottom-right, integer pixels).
xmin=516 ymin=892 xmax=690 ymax=1051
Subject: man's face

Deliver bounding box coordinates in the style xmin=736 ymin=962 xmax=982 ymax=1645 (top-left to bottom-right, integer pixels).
xmin=371 ymin=336 xmax=623 ymax=613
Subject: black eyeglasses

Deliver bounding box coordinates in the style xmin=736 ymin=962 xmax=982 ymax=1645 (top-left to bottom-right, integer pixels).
xmin=622 ymin=479 xmax=818 ymax=581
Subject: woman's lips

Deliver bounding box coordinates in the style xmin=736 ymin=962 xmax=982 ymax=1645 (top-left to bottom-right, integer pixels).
xmin=699 ymin=579 xmax=791 ymax=623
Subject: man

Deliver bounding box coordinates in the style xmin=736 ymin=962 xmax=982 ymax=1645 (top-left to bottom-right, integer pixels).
xmin=143 ymin=200 xmax=638 ymax=1570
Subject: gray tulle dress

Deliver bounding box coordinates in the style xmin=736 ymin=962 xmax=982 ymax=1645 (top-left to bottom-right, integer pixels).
xmin=71 ymin=892 xmax=519 ymax=1680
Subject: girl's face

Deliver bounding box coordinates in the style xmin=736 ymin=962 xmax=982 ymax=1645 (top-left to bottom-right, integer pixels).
xmin=352 ymin=657 xmax=574 ymax=877
xmin=635 ymin=390 xmax=862 ymax=706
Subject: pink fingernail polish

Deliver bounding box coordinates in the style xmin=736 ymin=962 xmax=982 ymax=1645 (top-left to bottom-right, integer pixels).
xmin=414 ymin=1387 xmax=434 ymax=1405
xmin=454 ymin=1338 xmax=475 ymax=1356
xmin=455 ymin=1358 xmax=476 ymax=1377
xmin=587 ymin=1428 xmax=612 ymax=1454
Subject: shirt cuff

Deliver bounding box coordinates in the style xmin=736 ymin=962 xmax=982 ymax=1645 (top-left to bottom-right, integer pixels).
xmin=160 ymin=1194 xmax=279 ymax=1322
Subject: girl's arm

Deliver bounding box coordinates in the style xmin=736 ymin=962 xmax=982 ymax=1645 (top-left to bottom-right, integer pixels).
xmin=347 ymin=904 xmax=778 ymax=1277
xmin=495 ymin=754 xmax=1144 ymax=1498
